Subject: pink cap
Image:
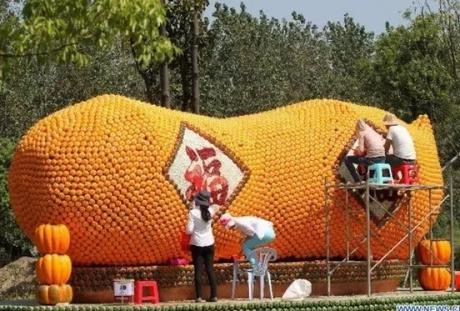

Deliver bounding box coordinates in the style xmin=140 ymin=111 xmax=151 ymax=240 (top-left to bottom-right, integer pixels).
xmin=219 ymin=213 xmax=235 ymax=228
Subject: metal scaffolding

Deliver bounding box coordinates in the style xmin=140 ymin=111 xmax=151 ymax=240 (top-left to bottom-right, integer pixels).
xmin=324 ymin=178 xmax=454 ymax=296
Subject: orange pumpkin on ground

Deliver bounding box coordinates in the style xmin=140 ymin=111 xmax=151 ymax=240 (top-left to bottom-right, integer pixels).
xmin=35 ymin=224 xmax=70 ymax=255
xmin=418 ymin=268 xmax=451 ymax=290
xmin=36 ymin=254 xmax=72 ymax=285
xmin=37 ymin=284 xmax=73 ymax=305
xmin=417 ymin=240 xmax=451 ymax=265
xmin=8 ymin=95 xmax=444 ymax=265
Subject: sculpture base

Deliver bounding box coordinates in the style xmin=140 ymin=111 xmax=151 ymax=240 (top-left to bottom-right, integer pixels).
xmin=71 ymin=260 xmax=406 ymax=302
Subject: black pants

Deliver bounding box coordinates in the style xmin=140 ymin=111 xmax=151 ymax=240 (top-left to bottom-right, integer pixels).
xmin=190 ymin=244 xmax=217 ymax=299
xmin=386 ymin=155 xmax=416 ymax=167
xmin=345 ymin=156 xmax=385 ymax=182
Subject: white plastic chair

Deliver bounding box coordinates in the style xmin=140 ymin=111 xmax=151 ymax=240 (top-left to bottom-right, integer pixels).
xmin=231 ymin=247 xmax=277 ymax=300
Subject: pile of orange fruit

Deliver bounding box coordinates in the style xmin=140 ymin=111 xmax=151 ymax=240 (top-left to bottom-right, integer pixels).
xmin=8 ymin=95 xmax=443 ymax=266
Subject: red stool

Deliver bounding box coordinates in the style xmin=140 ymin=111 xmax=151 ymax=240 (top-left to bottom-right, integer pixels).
xmin=134 ymin=280 xmax=160 ymax=304
xmin=392 ymin=163 xmax=418 ymax=184
xmin=455 ymin=271 xmax=460 ymax=291
xmin=357 ymin=163 xmax=367 ymax=178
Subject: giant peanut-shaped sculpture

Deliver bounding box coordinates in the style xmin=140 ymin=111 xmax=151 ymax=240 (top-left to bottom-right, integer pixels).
xmin=8 ymin=95 xmax=443 ymax=266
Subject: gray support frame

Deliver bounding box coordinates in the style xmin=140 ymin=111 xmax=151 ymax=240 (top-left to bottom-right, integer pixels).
xmin=449 ymin=168 xmax=455 ymax=293
xmin=365 ymin=179 xmax=371 ymax=296
xmin=324 ymin=180 xmax=452 ymax=297
xmin=325 ymin=177 xmax=331 ymax=296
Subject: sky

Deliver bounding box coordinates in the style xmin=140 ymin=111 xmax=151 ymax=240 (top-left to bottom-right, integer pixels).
xmin=205 ymin=0 xmax=424 ymax=34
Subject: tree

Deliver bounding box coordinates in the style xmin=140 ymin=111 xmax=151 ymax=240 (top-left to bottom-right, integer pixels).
xmin=371 ymin=14 xmax=455 ymax=123
xmin=424 ymin=0 xmax=460 ymax=80
xmin=159 ymin=0 xmax=170 ymax=108
xmin=191 ymin=3 xmax=200 ymax=113
xmin=0 ymin=138 xmax=34 ymax=260
xmin=199 ymin=7 xmax=378 ymax=117
xmin=322 ymin=14 xmax=375 ymax=102
xmin=124 ymin=0 xmax=208 ymax=109
xmin=200 ymin=4 xmax=342 ymax=116
xmin=0 ymin=0 xmax=177 ymax=101
xmin=0 ymin=0 xmax=19 ymax=82
xmin=164 ymin=0 xmax=208 ymax=112
xmin=435 ymin=0 xmax=460 ymax=162
xmin=0 ymin=44 xmax=146 ymax=139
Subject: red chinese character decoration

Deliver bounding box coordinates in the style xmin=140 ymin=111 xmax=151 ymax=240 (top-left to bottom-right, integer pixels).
xmin=184 ymin=146 xmax=229 ymax=205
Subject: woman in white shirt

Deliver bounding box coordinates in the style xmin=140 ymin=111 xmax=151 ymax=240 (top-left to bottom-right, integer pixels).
xmin=185 ymin=191 xmax=219 ymax=303
xmin=219 ymin=213 xmax=275 ymax=265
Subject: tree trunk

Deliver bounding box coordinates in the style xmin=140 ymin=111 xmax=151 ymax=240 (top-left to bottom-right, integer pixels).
xmin=130 ymin=38 xmax=157 ymax=104
xmin=191 ymin=5 xmax=200 ymax=114
xmin=181 ymin=54 xmax=190 ymax=111
xmin=160 ymin=58 xmax=170 ymax=108
xmin=160 ymin=0 xmax=171 ymax=108
xmin=142 ymin=73 xmax=156 ymax=104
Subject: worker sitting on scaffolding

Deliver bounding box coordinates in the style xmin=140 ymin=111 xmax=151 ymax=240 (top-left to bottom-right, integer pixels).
xmin=382 ymin=113 xmax=417 ymax=166
xmin=345 ymin=119 xmax=386 ymax=183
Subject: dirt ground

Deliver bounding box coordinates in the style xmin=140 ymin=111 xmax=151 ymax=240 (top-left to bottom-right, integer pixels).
xmin=0 ymin=257 xmax=36 ymax=300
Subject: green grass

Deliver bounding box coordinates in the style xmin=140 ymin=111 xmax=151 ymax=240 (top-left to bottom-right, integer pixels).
xmin=2 ymin=293 xmax=460 ymax=311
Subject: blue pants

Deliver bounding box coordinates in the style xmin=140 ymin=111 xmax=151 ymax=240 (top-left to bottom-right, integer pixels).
xmin=243 ymin=227 xmax=276 ymax=265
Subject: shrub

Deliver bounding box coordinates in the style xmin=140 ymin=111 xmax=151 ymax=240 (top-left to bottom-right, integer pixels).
xmin=0 ymin=137 xmax=34 ymax=263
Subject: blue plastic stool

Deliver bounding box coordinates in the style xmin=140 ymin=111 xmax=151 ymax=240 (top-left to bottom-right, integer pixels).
xmin=367 ymin=163 xmax=393 ymax=185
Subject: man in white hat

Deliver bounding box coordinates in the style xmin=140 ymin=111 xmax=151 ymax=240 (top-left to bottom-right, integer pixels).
xmin=219 ymin=213 xmax=275 ymax=265
xmin=382 ymin=113 xmax=416 ymax=166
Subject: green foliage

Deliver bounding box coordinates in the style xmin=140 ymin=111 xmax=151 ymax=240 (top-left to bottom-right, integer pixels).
xmin=201 ymin=4 xmax=331 ymax=116
xmin=128 ymin=0 xmax=209 ymax=106
xmin=1 ymin=294 xmax=460 ymax=310
xmin=322 ymin=14 xmax=375 ymax=102
xmin=0 ymin=0 xmax=19 ymax=82
xmin=1 ymin=0 xmax=177 ymax=76
xmin=371 ymin=14 xmax=456 ymax=123
xmin=200 ymin=6 xmax=375 ymax=117
xmin=0 ymin=44 xmax=146 ymax=139
xmin=0 ymin=137 xmax=34 ymax=261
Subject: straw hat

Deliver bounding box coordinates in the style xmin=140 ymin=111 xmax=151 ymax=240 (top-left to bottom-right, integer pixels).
xmin=382 ymin=113 xmax=399 ymax=126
